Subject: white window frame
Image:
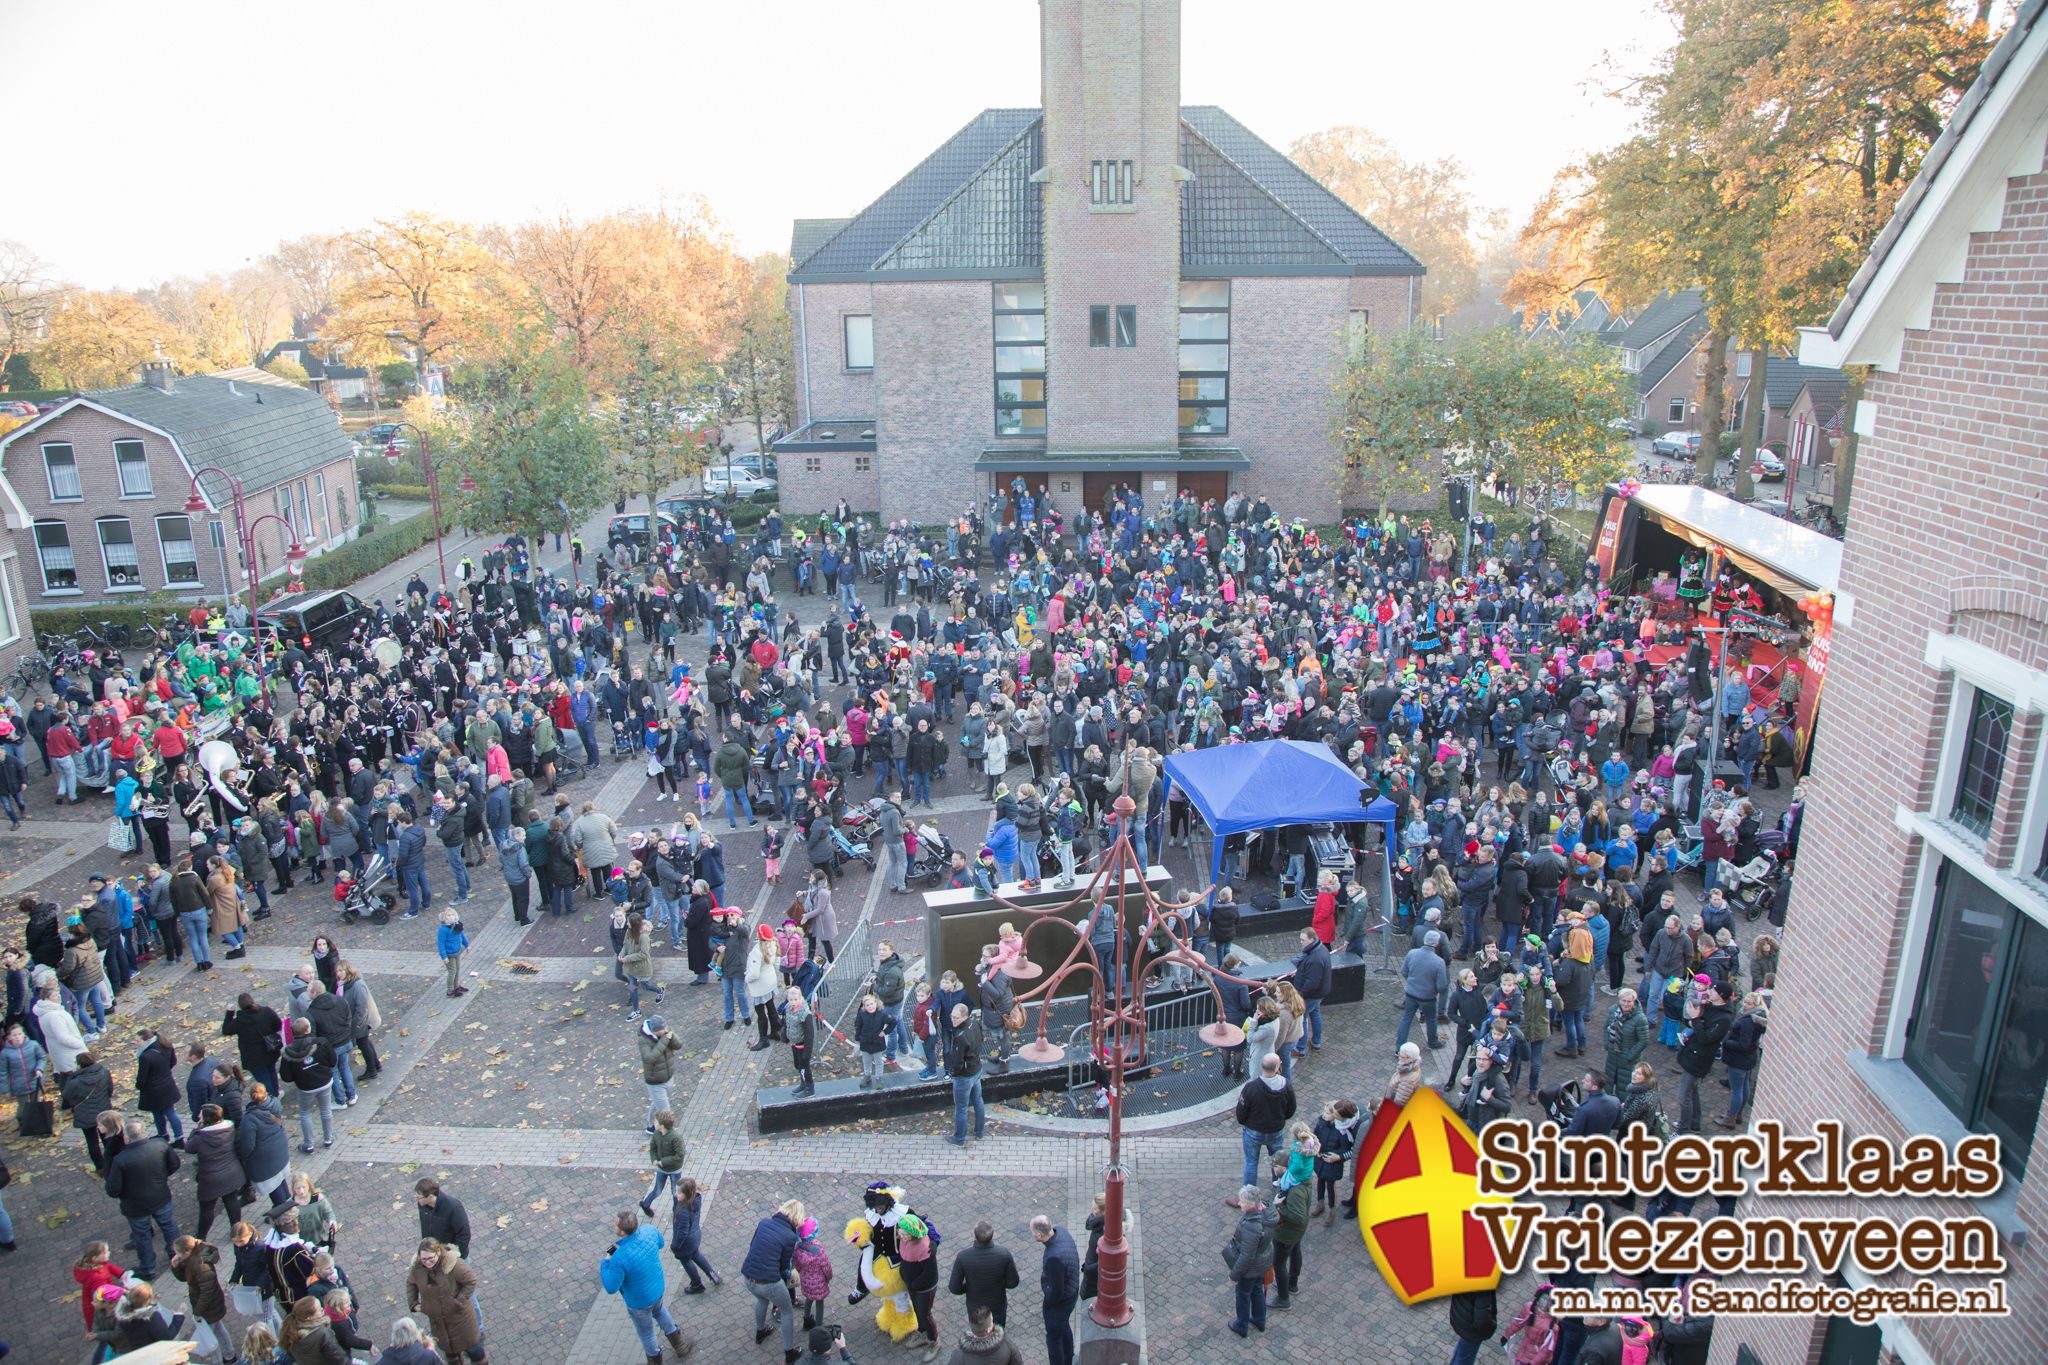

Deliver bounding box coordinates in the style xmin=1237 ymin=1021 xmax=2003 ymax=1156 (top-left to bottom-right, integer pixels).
xmin=96 ymin=516 xmax=144 ymax=592
xmin=32 ymin=520 xmax=79 ymax=594
xmin=113 ymin=438 xmax=154 ymax=497
xmin=1347 ymin=309 xmax=1372 ymax=352
xmin=1883 ymin=636 xmax=2048 ymax=1058
xmin=155 ymin=514 xmax=201 ymax=587
xmin=312 ymin=473 xmax=329 ymax=543
xmin=843 ymin=314 xmax=874 ymax=372
xmin=1667 ymin=397 xmax=1686 ymax=424
xmin=0 ymin=552 xmax=20 ymax=646
xmin=42 ymin=442 xmax=82 ymax=501
xmin=1090 ymin=160 xmax=1105 ymax=204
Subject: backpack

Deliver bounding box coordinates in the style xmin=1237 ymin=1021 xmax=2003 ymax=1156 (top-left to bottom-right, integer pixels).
xmin=1617 ymin=900 xmax=1642 ymax=943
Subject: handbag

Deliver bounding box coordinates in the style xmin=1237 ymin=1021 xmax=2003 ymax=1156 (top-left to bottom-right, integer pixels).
xmin=364 ymin=990 xmax=383 ymax=1032
xmin=106 ymin=819 xmax=137 ymax=853
xmin=1003 ymin=1004 xmax=1026 ymax=1032
xmin=16 ymin=1080 xmax=55 ymax=1138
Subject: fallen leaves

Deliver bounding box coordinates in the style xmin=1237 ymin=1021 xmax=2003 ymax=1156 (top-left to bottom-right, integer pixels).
xmin=496 ymin=1214 xmax=513 ymax=1229
xmin=557 ymin=1153 xmax=578 ymax=1165
xmin=43 ymin=1206 xmax=72 ymax=1229
xmin=529 ymin=1198 xmax=550 ymax=1212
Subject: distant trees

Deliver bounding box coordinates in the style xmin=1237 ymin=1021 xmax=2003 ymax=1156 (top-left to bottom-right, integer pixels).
xmin=1336 ymin=325 xmax=1632 ymax=516
xmin=1290 ymin=126 xmax=1481 ymax=321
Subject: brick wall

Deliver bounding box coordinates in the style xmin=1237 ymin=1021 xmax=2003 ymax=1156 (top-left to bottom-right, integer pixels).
xmin=1708 ymin=144 xmax=2048 ymax=1365
xmin=1 ymin=404 xmax=229 ymax=604
xmin=1192 ymin=275 xmax=1347 ymax=517
xmin=875 ymin=280 xmax=1008 ymax=524
xmin=794 ymin=281 xmax=877 ymax=426
xmin=777 ymin=451 xmax=881 ymax=521
xmin=1041 ymin=0 xmax=1183 ymax=451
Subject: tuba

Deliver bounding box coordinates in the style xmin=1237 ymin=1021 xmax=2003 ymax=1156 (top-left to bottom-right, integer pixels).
xmin=197 ymin=740 xmax=247 ymax=813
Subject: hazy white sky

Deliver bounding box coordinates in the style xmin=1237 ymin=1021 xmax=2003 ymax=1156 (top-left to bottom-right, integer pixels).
xmin=6 ymin=0 xmax=1674 ymax=287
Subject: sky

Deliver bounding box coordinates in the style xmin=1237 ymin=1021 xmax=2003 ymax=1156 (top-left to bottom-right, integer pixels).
xmin=4 ymin=0 xmax=1675 ymax=288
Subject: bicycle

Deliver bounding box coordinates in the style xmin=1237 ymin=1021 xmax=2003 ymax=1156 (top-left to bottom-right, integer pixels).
xmin=5 ymin=651 xmax=52 ymax=696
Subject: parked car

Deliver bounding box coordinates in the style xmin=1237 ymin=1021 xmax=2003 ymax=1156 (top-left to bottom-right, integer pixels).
xmin=701 ymin=465 xmax=776 ymax=497
xmin=1606 ymin=416 xmax=1637 ymax=436
xmin=657 ymin=495 xmax=723 ymax=521
xmin=365 ymin=422 xmax=404 ymax=445
xmin=728 ymin=453 xmax=779 ymax=480
xmin=1651 ymin=430 xmax=1702 ymax=458
xmin=258 ymin=588 xmax=370 ymax=651
xmin=1750 ymin=450 xmax=1786 ymax=481
xmin=607 ymin=511 xmax=680 ymax=548
xmin=0 ymin=400 xmax=39 ymax=419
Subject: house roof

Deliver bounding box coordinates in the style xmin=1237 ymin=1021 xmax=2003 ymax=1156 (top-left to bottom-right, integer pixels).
xmin=1617 ymin=290 xmax=1705 ymax=351
xmin=1823 ymin=0 xmax=2047 ymax=347
xmin=790 ymin=218 xmax=852 ymax=271
xmin=789 ymin=105 xmax=1423 ymax=283
xmin=1761 ymin=360 xmax=1844 ymax=410
xmin=1791 ymin=374 xmax=1851 ymax=421
xmin=1637 ymin=316 xmax=1707 ymax=392
xmin=85 ymin=367 xmax=353 ymax=502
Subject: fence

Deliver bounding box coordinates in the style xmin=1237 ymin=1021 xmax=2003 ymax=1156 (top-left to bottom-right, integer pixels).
xmin=1060 ymin=983 xmax=1223 ymax=1106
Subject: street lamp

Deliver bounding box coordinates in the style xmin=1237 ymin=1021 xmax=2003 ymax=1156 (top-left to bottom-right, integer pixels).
xmin=382 ymin=420 xmax=448 ymax=589
xmin=996 ymin=796 xmax=1254 ymax=1337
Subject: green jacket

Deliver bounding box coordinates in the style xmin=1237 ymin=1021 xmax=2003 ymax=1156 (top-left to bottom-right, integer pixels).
xmin=638 ymin=1030 xmax=681 ymax=1085
xmin=713 ymin=740 xmax=751 ymax=792
xmin=649 ymin=1126 xmax=685 ymax=1173
xmin=1273 ymin=1181 xmax=1313 ymax=1247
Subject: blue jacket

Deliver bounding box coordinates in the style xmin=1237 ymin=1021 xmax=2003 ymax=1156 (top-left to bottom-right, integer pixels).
xmin=393 ymin=824 xmax=428 ymax=873
xmin=1039 ymin=1227 xmax=1080 ymax=1308
xmin=987 ymin=819 xmax=1018 ymax=866
xmin=670 ymin=1192 xmax=704 ymax=1257
xmin=599 ymin=1223 xmax=668 ymax=1310
xmin=437 ymin=923 xmax=469 ymax=959
xmin=741 ymin=1212 xmax=800 ymax=1283
xmin=184 ymin=1054 xmax=221 ymax=1119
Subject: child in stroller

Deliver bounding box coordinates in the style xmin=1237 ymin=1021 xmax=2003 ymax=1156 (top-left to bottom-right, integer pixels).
xmin=334 ymin=855 xmax=396 ymax=926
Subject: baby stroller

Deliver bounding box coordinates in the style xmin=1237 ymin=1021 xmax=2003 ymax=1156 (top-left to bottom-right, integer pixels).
xmin=840 ymin=797 xmax=886 ymax=844
xmin=334 ymin=855 xmax=396 ymax=926
xmin=608 ymin=714 xmax=637 ymax=761
xmin=829 ymin=822 xmax=876 ymax=871
xmin=908 ymin=824 xmax=954 ymax=886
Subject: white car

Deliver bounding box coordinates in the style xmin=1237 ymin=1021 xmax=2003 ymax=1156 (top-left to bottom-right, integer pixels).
xmin=702 ymin=466 xmax=776 ymax=497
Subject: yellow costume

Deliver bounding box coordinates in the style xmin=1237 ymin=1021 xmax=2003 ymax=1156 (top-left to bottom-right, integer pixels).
xmin=843 ymin=1217 xmax=919 ymax=1342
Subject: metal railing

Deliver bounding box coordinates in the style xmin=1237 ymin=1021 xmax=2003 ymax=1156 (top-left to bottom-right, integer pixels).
xmin=1061 ymin=983 xmax=1223 ymax=1106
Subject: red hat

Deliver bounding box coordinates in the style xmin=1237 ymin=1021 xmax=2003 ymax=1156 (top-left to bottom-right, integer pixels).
xmin=756 ymin=924 xmax=775 ymax=942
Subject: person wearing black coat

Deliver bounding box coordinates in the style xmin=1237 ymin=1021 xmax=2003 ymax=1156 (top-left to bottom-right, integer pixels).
xmin=24 ymin=899 xmax=63 ymax=970
xmin=1207 ymin=890 xmax=1239 ymax=965
xmin=134 ymin=1031 xmax=186 ymax=1145
xmin=1447 ymin=1287 xmax=1498 ymax=1356
xmin=898 ymin=1217 xmax=943 ymax=1357
xmin=1216 ymin=958 xmax=1255 ymax=1079
xmin=947 ymin=1222 xmax=1020 ymax=1326
xmin=1493 ymin=852 xmax=1530 ymax=949
xmin=1033 ymin=1216 xmax=1080 ymax=1365
xmin=105 ymin=1119 xmax=184 ymax=1279
xmin=1658 ymin=1304 xmax=1714 ymax=1365
xmin=224 ymin=995 xmax=284 ymax=1095
xmin=188 ymin=1106 xmax=246 ymax=1239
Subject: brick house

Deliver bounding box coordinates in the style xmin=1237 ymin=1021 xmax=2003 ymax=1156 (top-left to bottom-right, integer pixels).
xmin=773 ymin=0 xmax=1422 ymax=525
xmin=1718 ymin=5 xmax=2048 ymax=1363
xmin=0 ymin=363 xmax=362 ymax=625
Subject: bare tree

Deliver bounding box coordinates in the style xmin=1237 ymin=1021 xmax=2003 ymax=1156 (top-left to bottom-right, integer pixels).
xmin=0 ymin=241 xmax=57 ymax=388
xmin=268 ymin=233 xmax=349 ymax=330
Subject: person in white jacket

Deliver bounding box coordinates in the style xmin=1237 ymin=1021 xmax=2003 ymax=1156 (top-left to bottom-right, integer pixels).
xmin=743 ymin=931 xmax=784 ymax=1052
xmin=981 ymin=723 xmax=1010 ymax=801
xmin=35 ymin=983 xmax=90 ymax=1077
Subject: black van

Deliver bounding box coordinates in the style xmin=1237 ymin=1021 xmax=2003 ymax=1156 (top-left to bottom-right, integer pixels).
xmin=257 ymin=588 xmax=371 ymax=649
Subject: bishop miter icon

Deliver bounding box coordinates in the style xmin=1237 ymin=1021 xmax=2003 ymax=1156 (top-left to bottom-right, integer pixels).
xmin=1353 ymin=1086 xmax=1513 ymax=1304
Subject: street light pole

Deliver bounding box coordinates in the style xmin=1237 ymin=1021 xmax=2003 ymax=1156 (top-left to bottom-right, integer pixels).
xmin=385 ymin=422 xmax=445 ymax=589
xmin=1004 ymin=795 xmax=1261 ymax=1338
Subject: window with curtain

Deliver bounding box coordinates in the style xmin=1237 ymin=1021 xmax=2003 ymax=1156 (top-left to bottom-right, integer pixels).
xmin=33 ymin=521 xmax=76 ymax=590
xmin=43 ymin=443 xmax=81 ymax=500
xmin=97 ymin=518 xmax=142 ymax=588
xmin=114 ymin=439 xmax=153 ymax=496
xmin=156 ymin=515 xmax=200 ymax=585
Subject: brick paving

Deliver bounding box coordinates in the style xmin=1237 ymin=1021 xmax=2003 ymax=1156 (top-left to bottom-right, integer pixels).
xmin=0 ymin=538 xmax=1795 ymax=1364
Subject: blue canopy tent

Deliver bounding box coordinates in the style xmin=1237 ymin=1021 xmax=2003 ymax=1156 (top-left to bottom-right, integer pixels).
xmin=1162 ymin=742 xmax=1398 ymax=938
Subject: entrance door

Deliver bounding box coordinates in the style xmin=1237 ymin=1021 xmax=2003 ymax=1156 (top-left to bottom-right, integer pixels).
xmin=995 ymin=471 xmax=1050 ymax=527
xmin=1175 ymin=471 xmax=1230 ymax=507
xmin=1082 ymin=472 xmax=1128 ymax=517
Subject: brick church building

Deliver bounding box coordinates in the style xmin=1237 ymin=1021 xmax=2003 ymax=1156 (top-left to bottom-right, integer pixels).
xmin=772 ymin=0 xmax=1423 ymax=525
xmin=1721 ymin=5 xmax=2048 ymax=1362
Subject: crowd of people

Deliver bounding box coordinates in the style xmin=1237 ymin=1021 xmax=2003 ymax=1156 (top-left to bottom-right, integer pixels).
xmin=0 ymin=475 xmax=1809 ymax=1363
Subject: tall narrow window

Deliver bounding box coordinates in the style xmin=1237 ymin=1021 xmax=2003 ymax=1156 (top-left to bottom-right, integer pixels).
xmin=33 ymin=522 xmax=76 ymax=590
xmin=43 ymin=443 xmax=81 ymax=500
xmin=1114 ymin=306 xmax=1136 ymax=348
xmin=1090 ymin=160 xmax=1105 ymax=205
xmin=1347 ymin=309 xmax=1372 ymax=354
xmin=1089 ymin=305 xmax=1111 ymax=348
xmin=1179 ymin=280 xmax=1230 ymax=434
xmin=113 ymin=439 xmax=153 ymax=496
xmin=1118 ymin=160 xmax=1134 ymax=204
xmin=312 ymin=474 xmax=329 ymax=542
xmin=993 ymin=282 xmax=1046 ymax=436
xmin=1951 ymin=690 xmax=2013 ymax=837
xmin=156 ymin=515 xmax=200 ymax=586
xmin=97 ymin=517 xmax=141 ymax=588
xmin=843 ymin=315 xmax=874 ymax=371
xmin=0 ymin=553 xmax=18 ymax=644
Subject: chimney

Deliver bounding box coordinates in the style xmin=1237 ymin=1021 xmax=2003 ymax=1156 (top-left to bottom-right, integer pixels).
xmin=227 ymin=380 xmax=239 ymax=397
xmin=142 ymin=359 xmax=175 ymax=394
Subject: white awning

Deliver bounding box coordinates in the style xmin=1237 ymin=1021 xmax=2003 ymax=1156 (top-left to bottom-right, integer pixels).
xmin=1628 ymin=484 xmax=1841 ymax=595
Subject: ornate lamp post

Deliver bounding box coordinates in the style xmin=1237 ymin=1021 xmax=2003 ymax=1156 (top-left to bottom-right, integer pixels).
xmin=992 ymin=795 xmax=1263 ymax=1335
